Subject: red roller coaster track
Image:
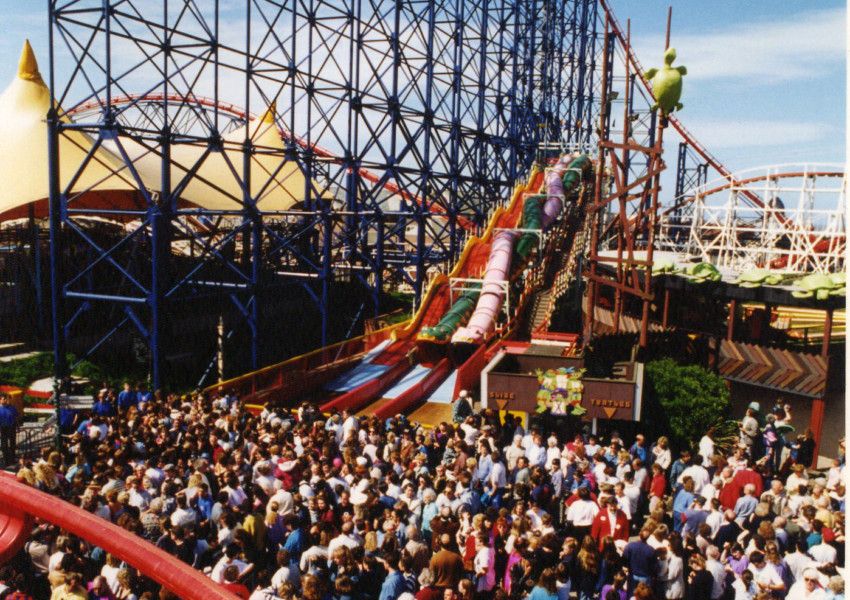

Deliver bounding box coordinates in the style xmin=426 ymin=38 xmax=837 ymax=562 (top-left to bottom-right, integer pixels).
xmin=0 ymin=473 xmax=239 ymax=599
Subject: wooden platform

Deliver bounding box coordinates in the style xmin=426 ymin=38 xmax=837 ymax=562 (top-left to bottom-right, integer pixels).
xmin=408 ymin=402 xmax=453 ymax=428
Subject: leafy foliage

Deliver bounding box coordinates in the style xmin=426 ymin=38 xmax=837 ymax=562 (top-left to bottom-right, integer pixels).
xmin=0 ymin=352 xmax=58 ymax=388
xmin=644 ymin=358 xmax=733 ymax=451
xmin=0 ymin=352 xmax=113 ymax=391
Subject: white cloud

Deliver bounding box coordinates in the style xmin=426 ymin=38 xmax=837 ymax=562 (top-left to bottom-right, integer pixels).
xmin=682 ymin=119 xmax=831 ymax=149
xmin=633 ymin=6 xmax=845 ymax=83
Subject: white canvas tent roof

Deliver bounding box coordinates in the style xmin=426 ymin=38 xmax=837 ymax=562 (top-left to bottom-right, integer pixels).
xmin=0 ymin=40 xmax=306 ymax=221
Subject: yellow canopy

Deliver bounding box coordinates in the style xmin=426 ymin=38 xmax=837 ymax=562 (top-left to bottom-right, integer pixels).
xmin=121 ymin=103 xmax=306 ymax=212
xmin=0 ymin=40 xmax=144 ymax=220
xmin=0 ymin=40 xmax=306 ymax=221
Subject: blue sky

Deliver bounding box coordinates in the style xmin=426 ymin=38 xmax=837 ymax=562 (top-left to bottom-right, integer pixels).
xmin=0 ymin=1 xmax=845 ymax=191
xmin=609 ymin=0 xmax=845 ymax=171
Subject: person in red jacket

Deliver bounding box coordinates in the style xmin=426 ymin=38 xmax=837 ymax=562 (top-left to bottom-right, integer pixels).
xmin=715 ymin=466 xmax=739 ymax=511
xmin=732 ymin=460 xmax=763 ymax=498
xmin=591 ymin=496 xmax=630 ymax=550
xmin=649 ymin=463 xmax=667 ymax=513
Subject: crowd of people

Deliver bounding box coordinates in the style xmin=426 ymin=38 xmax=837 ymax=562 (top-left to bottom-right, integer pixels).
xmin=0 ymin=386 xmax=844 ymax=600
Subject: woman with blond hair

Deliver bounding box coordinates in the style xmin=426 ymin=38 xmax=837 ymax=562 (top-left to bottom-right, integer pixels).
xmin=330 ymin=544 xmax=361 ymax=589
xmin=652 ymin=437 xmax=672 ymax=471
xmin=265 ymin=501 xmax=286 ymax=547
xmin=16 ymin=465 xmax=36 ymax=486
xmin=685 ymin=554 xmax=713 ymax=600
xmin=576 ymin=535 xmax=599 ymax=600
xmin=34 ymin=463 xmax=60 ymax=492
xmin=113 ymin=569 xmax=138 ymax=600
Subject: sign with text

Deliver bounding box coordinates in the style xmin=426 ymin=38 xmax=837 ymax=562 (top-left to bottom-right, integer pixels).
xmin=581 ymin=372 xmax=643 ymax=421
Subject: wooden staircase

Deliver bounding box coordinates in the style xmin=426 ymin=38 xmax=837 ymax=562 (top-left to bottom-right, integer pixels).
xmin=519 ymin=181 xmax=594 ymax=337
xmin=529 ymin=290 xmax=553 ymax=332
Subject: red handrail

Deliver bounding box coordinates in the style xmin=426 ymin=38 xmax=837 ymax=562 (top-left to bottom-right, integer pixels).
xmin=0 ymin=474 xmax=238 ymax=600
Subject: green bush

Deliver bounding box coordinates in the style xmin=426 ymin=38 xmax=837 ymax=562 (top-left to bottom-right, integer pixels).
xmin=644 ymin=358 xmax=734 ymax=451
xmin=0 ymin=352 xmax=57 ymax=388
xmin=0 ymin=352 xmax=115 ymax=392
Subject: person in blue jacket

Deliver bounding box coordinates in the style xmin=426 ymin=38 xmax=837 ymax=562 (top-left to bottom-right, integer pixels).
xmin=136 ymin=383 xmax=153 ymax=406
xmin=672 ymin=477 xmax=696 ymax=533
xmin=117 ymin=382 xmax=137 ymax=412
xmin=378 ymin=549 xmax=408 ymax=600
xmin=0 ymin=394 xmax=19 ymax=466
xmin=92 ymin=392 xmax=115 ymax=417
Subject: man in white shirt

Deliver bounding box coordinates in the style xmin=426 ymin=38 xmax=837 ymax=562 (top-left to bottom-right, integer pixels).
xmin=545 ymin=436 xmax=561 ymax=469
xmin=253 ymin=462 xmax=280 ymax=496
xmin=785 ymin=541 xmax=818 ymax=582
xmin=622 ymin=473 xmax=642 ymax=517
xmin=48 ymin=536 xmax=71 ymax=573
xmin=271 ymin=549 xmax=301 ymax=590
xmin=170 ymin=493 xmax=197 ymax=528
xmin=631 ymin=459 xmax=648 ymax=491
xmin=705 ymin=546 xmax=726 ymax=600
xmin=678 ymin=460 xmax=711 ymax=494
xmin=748 ymin=551 xmax=786 ymax=597
xmin=325 ymin=413 xmax=343 ymax=445
xmin=566 ymin=486 xmax=599 ymax=537
xmin=145 ymin=464 xmax=165 ymax=489
xmin=705 ymin=498 xmax=724 ymax=538
xmin=363 ymin=432 xmax=381 ymax=463
xmin=807 ymin=541 xmax=837 ymax=565
xmin=732 ymin=571 xmax=756 ymax=600
xmin=126 ymin=476 xmax=152 ymax=510
xmin=699 ymin=433 xmax=715 ymax=467
xmin=613 ymin=483 xmax=633 ymax=522
xmin=504 ymin=436 xmax=525 ymax=471
xmin=460 ymin=417 xmax=480 ymax=447
xmin=526 ymin=432 xmax=547 ymax=468
xmin=326 ymin=521 xmax=362 ymax=564
xmin=488 ymin=451 xmax=507 ymax=508
xmin=210 ymin=543 xmax=252 ymax=583
xmin=585 ymin=436 xmax=600 ymax=458
xmin=269 ymin=487 xmax=294 ymax=517
xmin=341 ymin=409 xmax=358 ymax=443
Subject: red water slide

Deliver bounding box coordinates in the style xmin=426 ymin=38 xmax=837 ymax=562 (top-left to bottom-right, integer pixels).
xmin=318 ymin=341 xmax=414 ymax=414
xmin=0 ymin=473 xmax=239 ymax=600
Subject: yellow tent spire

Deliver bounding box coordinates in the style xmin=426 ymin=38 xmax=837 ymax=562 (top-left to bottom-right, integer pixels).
xmin=259 ymin=101 xmax=276 ymax=124
xmin=17 ymin=40 xmax=43 ymax=84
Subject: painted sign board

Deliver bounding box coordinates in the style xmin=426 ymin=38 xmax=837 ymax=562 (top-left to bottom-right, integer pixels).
xmin=484 ymin=352 xmax=644 ymax=422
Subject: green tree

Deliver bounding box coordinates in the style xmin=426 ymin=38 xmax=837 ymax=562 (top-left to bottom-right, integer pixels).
xmin=644 ymin=358 xmax=733 ymax=451
xmin=0 ymin=352 xmax=123 ymax=394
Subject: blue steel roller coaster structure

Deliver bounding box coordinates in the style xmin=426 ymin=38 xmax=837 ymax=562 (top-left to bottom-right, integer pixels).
xmin=46 ymin=0 xmax=603 ymax=391
xmin=44 ymin=0 xmax=719 ymax=393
